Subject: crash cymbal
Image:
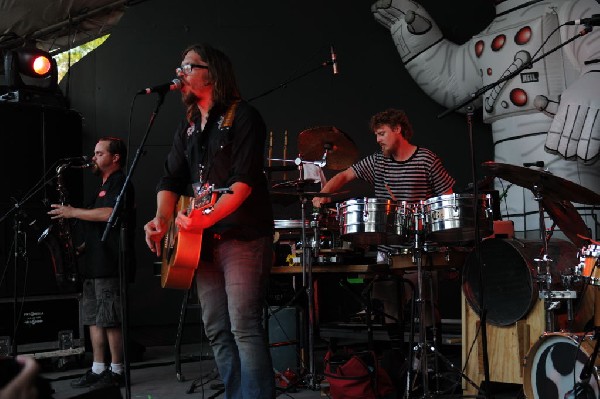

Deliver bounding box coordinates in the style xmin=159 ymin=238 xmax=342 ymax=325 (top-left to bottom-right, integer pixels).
xmin=272 ymin=179 xmax=316 ymax=189
xmin=542 ymin=198 xmax=590 ymax=248
xmin=297 ymin=126 xmax=359 ymax=170
xmin=271 ymin=190 xmax=345 ymax=198
xmin=482 ymin=161 xmax=600 ymax=205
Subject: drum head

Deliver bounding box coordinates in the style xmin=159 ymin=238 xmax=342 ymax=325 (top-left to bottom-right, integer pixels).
xmin=524 ymin=333 xmax=600 ymax=399
xmin=463 ymin=238 xmax=576 ymax=326
xmin=463 ymin=239 xmax=535 ymax=326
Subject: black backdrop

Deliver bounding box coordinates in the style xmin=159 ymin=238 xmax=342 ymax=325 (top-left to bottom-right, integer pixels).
xmin=57 ymin=0 xmax=496 ymax=327
xmin=0 ymin=102 xmax=82 ymax=297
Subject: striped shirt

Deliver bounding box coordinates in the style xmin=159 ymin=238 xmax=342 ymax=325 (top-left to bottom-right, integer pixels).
xmin=352 ymin=147 xmax=455 ymax=202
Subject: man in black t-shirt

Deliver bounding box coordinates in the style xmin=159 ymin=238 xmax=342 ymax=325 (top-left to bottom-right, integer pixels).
xmin=49 ymin=136 xmax=135 ymax=390
xmin=144 ymin=43 xmax=275 ymax=398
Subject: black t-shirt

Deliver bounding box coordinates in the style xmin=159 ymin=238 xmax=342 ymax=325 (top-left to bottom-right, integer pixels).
xmin=83 ymin=170 xmax=136 ymax=279
xmin=157 ymin=100 xmax=274 ymax=241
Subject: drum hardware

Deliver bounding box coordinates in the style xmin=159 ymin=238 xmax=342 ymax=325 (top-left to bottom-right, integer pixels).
xmin=270 ymin=154 xmax=340 ymax=390
xmin=297 ymin=126 xmax=359 ymax=171
xmin=404 ymin=208 xmax=482 ymax=398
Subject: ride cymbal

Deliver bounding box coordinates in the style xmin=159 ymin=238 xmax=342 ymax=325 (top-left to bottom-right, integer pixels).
xmin=542 ymin=198 xmax=590 ymax=248
xmin=297 ymin=126 xmax=359 ymax=170
xmin=482 ymin=161 xmax=600 ymax=205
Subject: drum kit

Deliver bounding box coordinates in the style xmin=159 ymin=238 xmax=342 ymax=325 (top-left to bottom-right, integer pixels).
xmin=480 ymin=161 xmax=600 ymax=399
xmin=269 ymin=128 xmax=600 ymax=397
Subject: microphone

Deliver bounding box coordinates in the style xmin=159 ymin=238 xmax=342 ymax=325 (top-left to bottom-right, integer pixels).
xmin=565 ymin=14 xmax=600 ymax=26
xmin=330 ymin=45 xmax=338 ymax=75
xmin=60 ymin=155 xmax=92 ymax=163
xmin=137 ymin=78 xmax=182 ymax=95
xmin=70 ymin=162 xmax=95 ymax=169
xmin=523 ymin=161 xmax=544 ymax=167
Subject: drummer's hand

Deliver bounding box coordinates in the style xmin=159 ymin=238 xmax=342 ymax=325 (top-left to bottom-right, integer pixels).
xmin=144 ymin=217 xmax=167 ymax=257
xmin=312 ymin=196 xmax=331 ymax=208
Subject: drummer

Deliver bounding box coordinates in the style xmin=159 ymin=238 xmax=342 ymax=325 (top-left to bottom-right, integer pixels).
xmin=312 ymin=108 xmax=455 ymax=328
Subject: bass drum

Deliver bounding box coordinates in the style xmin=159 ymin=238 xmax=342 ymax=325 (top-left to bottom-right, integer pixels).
xmin=462 ymin=238 xmax=577 ymax=326
xmin=523 ymin=332 xmax=600 ymax=399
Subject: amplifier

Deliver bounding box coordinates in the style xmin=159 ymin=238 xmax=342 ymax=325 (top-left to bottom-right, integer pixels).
xmin=0 ymin=293 xmax=84 ymax=355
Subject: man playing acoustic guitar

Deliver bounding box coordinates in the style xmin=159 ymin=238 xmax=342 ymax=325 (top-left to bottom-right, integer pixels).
xmin=144 ymin=43 xmax=275 ymax=399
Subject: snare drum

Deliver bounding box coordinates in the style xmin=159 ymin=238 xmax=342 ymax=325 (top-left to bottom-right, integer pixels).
xmin=523 ymin=332 xmax=600 ymax=399
xmin=424 ymin=193 xmax=493 ymax=242
xmin=338 ymin=198 xmax=403 ymax=245
xmin=575 ymin=244 xmax=600 ymax=286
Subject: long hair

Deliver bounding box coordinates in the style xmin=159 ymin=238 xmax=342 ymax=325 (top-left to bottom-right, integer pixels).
xmin=182 ymin=43 xmax=240 ymax=122
xmin=369 ymin=108 xmax=414 ymax=140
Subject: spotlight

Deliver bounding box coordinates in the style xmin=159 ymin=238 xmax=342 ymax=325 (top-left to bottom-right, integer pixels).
xmin=4 ymin=48 xmax=58 ymax=90
xmin=2 ymin=47 xmax=65 ymax=107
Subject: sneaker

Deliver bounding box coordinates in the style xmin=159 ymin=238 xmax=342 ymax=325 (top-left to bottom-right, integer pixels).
xmin=70 ymin=370 xmax=103 ymax=388
xmin=90 ymin=369 xmax=125 ymax=389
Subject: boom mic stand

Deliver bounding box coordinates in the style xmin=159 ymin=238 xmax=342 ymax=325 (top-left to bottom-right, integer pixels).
xmin=102 ymin=89 xmax=170 ymax=399
xmin=436 ymin=24 xmax=593 ymax=399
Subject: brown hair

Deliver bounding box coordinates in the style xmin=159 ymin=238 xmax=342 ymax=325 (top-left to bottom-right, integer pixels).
xmin=369 ymin=108 xmax=414 ymax=140
xmin=182 ymin=43 xmax=240 ymax=122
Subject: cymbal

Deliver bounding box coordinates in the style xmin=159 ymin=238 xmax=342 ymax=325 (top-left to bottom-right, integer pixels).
xmin=542 ymin=198 xmax=589 ymax=248
xmin=272 ymin=179 xmax=316 ymax=189
xmin=482 ymin=161 xmax=600 ymax=205
xmin=271 ymin=190 xmax=347 ymax=198
xmin=297 ymin=126 xmax=359 ymax=170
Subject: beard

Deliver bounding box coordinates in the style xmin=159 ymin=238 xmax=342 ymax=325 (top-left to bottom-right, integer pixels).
xmin=381 ymin=146 xmax=392 ymax=158
xmin=91 ymin=164 xmax=101 ymax=176
xmin=182 ymin=91 xmax=198 ymax=107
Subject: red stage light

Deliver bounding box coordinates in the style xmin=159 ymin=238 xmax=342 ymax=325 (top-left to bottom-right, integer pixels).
xmin=32 ymin=55 xmax=52 ymax=76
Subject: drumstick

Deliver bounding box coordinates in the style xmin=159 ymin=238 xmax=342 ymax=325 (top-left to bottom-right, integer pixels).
xmin=268 ymin=131 xmax=273 ymax=167
xmin=385 ymin=183 xmax=397 ymax=201
xmin=283 ymin=130 xmax=288 ymax=180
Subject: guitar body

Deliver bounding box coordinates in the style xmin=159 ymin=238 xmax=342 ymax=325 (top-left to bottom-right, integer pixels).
xmin=161 ymin=195 xmax=212 ymax=290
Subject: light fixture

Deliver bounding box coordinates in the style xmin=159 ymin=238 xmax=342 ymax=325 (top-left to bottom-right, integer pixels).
xmin=2 ymin=47 xmax=65 ymax=107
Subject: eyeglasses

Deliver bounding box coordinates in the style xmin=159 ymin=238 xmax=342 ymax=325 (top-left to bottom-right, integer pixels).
xmin=176 ymin=63 xmax=209 ymax=75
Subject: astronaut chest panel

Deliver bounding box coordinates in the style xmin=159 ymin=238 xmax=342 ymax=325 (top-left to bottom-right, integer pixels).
xmin=474 ymin=14 xmax=563 ymax=120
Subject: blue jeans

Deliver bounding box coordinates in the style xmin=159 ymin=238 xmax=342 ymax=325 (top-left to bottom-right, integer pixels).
xmin=196 ymin=235 xmax=275 ymax=399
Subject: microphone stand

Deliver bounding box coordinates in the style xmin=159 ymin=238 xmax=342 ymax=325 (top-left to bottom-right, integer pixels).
xmin=436 ymin=24 xmax=594 ymax=399
xmin=0 ymin=169 xmax=64 ymax=356
xmin=247 ymin=54 xmax=335 ymax=102
xmin=101 ymin=90 xmax=169 ymax=399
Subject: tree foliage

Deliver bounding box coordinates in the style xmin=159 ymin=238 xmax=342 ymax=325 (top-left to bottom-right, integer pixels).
xmin=54 ymin=35 xmax=110 ymax=82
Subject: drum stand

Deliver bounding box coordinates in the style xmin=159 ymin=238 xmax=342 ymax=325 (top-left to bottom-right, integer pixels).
xmin=406 ymin=211 xmax=482 ymax=399
xmin=531 ymin=186 xmax=577 ymax=332
xmin=272 ymin=158 xmax=322 ymax=391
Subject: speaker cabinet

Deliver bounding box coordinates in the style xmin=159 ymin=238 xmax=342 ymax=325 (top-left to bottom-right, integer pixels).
xmin=268 ymin=306 xmax=299 ymax=373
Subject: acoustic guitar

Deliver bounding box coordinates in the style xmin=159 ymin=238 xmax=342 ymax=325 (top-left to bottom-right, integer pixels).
xmin=161 ymin=188 xmax=217 ymax=289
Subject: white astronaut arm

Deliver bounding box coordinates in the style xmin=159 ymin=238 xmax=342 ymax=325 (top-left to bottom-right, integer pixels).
xmin=372 ymin=0 xmax=481 ymax=109
xmin=544 ymin=0 xmax=600 ymax=163
xmin=544 ymin=69 xmax=600 ymax=162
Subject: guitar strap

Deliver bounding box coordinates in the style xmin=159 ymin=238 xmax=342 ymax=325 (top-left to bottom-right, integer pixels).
xmin=194 ymin=99 xmax=241 ymax=186
xmin=220 ymin=99 xmax=240 ymax=131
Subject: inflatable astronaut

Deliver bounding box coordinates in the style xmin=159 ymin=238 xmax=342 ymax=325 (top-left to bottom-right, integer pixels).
xmin=372 ymin=0 xmax=600 ymax=238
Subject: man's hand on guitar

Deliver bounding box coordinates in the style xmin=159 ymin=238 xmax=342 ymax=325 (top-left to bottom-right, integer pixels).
xmin=144 ymin=217 xmax=167 ymax=256
xmin=175 ymin=209 xmax=215 ymax=232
